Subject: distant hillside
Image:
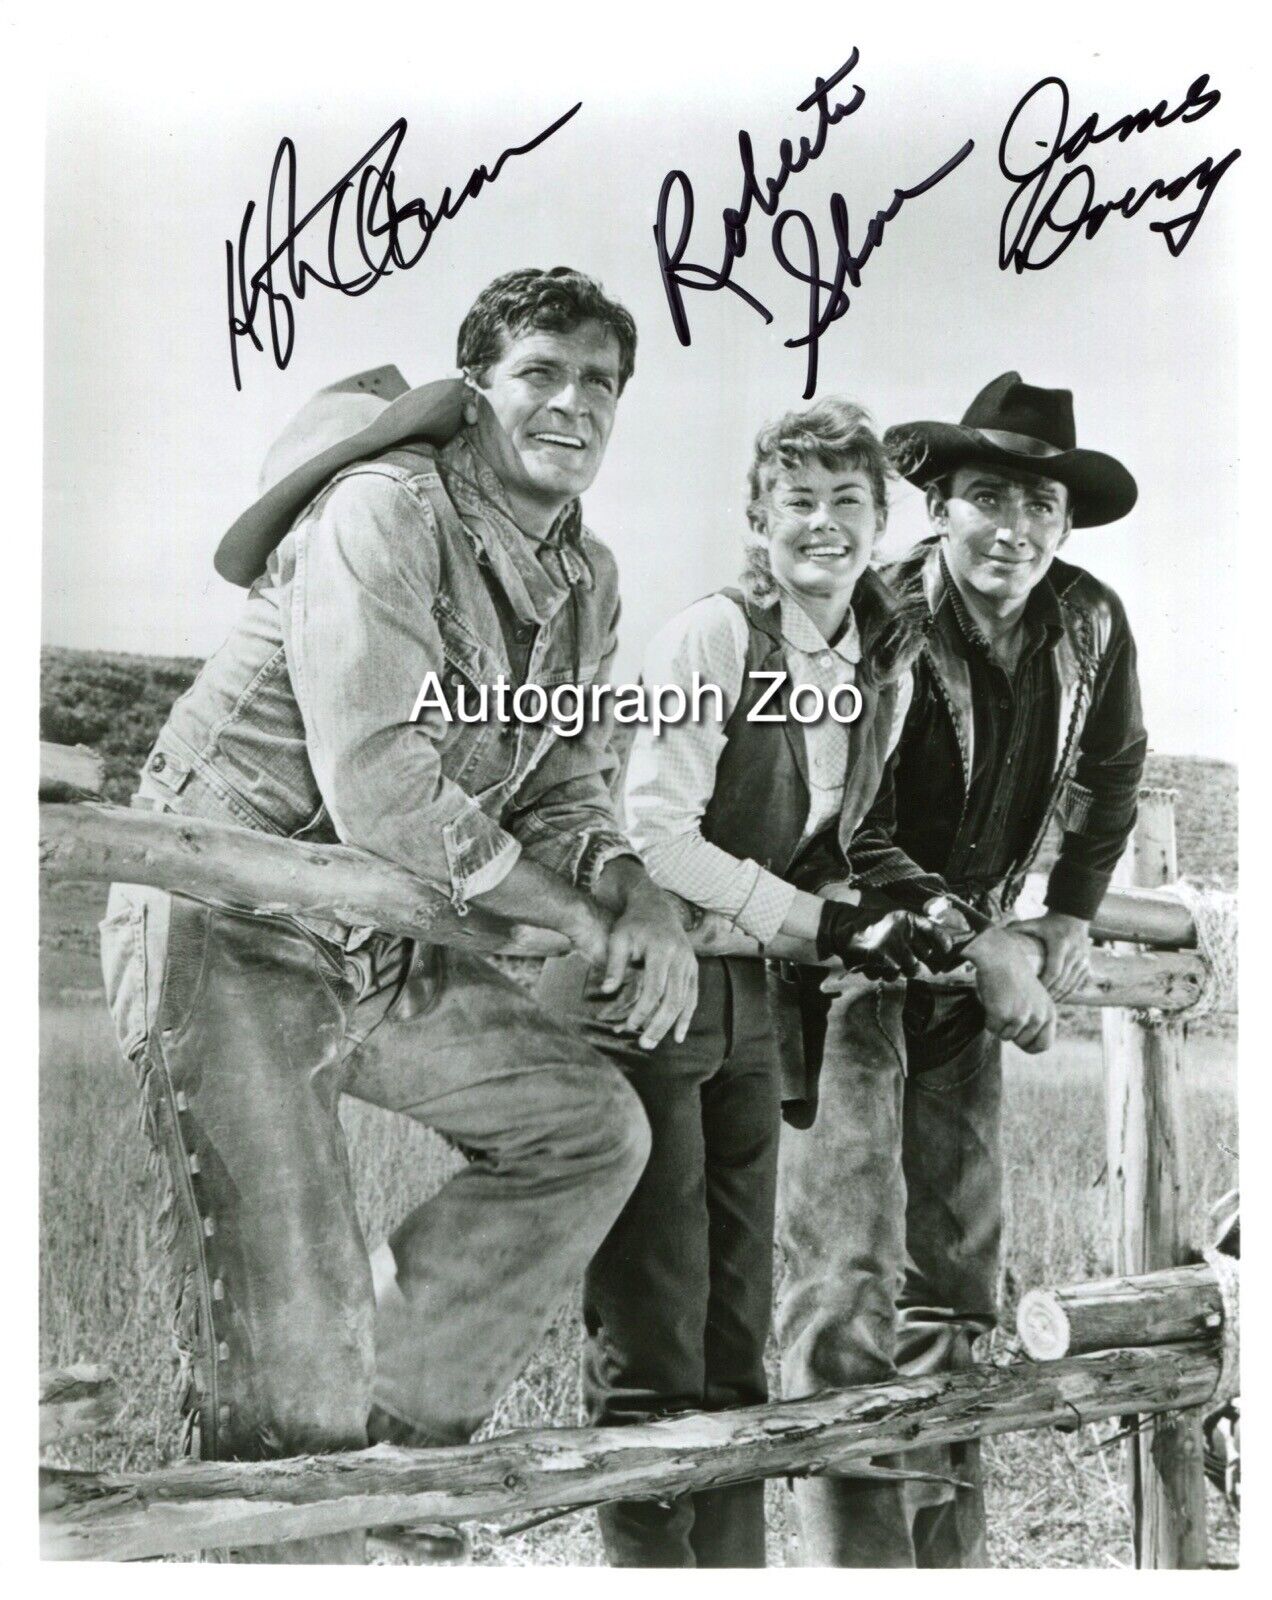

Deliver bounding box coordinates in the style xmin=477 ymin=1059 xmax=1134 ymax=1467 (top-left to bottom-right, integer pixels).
xmin=1139 ymin=754 xmax=1238 ymax=889
xmin=41 ymin=648 xmax=202 ymax=804
xmin=40 ymin=646 xmax=1237 ymax=887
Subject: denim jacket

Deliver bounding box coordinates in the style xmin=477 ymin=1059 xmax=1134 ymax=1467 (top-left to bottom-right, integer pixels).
xmin=135 ymin=434 xmax=635 ymax=928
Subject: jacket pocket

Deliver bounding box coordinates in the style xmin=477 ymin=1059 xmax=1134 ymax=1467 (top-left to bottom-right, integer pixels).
xmin=432 ymin=600 xmax=517 ymax=792
xmin=539 ymin=656 xmax=601 ymax=689
xmin=138 ymin=729 xmax=291 ymax=837
xmin=1056 ymin=778 xmax=1096 ymax=836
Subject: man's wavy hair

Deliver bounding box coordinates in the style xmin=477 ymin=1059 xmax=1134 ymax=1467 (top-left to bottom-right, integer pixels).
xmin=743 ymin=398 xmax=915 ymax=683
xmin=456 ymin=267 xmax=638 ymax=392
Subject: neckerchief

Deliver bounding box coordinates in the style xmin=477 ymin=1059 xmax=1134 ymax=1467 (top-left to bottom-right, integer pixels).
xmin=436 ymin=435 xmax=594 ymax=626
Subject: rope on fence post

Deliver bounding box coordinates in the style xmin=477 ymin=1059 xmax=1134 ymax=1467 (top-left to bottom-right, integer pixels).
xmin=1132 ymin=880 xmax=1237 ymax=1026
xmin=1200 ymin=1247 xmax=1240 ymax=1410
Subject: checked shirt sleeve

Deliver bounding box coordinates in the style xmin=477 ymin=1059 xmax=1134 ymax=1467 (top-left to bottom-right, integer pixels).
xmin=623 ymin=594 xmax=797 ymax=944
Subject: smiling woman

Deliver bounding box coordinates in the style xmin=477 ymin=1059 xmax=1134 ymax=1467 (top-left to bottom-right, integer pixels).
xmin=533 ymin=393 xmax=963 ymax=1568
xmin=743 ymin=397 xmax=890 ymax=637
xmin=749 ymin=458 xmax=882 ymax=641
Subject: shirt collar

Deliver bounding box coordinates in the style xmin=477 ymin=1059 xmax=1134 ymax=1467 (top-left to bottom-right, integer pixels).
xmin=435 ymin=434 xmax=591 ymax=626
xmin=778 ymin=592 xmax=862 ymax=664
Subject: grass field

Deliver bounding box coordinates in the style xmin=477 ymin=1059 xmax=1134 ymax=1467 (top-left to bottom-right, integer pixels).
xmin=39 ymin=987 xmax=1238 ymax=1567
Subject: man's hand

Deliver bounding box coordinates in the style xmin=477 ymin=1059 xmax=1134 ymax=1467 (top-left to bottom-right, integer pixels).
xmin=964 ymin=926 xmax=1056 ymax=1053
xmin=471 ymin=855 xmax=614 ymax=968
xmin=556 ymin=900 xmax=614 ymax=970
xmin=592 ymin=862 xmax=699 ymax=1050
xmin=1011 ymin=911 xmax=1092 ymax=1002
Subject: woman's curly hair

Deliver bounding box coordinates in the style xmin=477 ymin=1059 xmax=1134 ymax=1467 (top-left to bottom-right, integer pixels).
xmin=741 ymin=398 xmax=917 ymax=684
xmin=741 ymin=397 xmax=892 ymax=603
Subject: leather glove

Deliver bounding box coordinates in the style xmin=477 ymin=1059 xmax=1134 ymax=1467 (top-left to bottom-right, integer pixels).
xmin=815 ymin=903 xmax=965 ymax=981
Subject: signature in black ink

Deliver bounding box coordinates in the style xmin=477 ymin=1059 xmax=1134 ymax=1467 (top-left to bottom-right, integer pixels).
xmin=655 ymin=52 xmax=866 ymax=343
xmin=654 ymin=51 xmax=974 ymax=398
xmin=767 ymin=143 xmax=974 ymax=399
xmin=225 ymin=107 xmax=582 ymax=389
xmin=999 ymin=74 xmax=1241 ymax=271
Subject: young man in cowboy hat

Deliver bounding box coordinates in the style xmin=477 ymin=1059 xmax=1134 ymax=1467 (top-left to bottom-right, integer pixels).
xmin=776 ymin=372 xmax=1148 ymax=1567
xmin=99 ymin=266 xmax=697 ymax=1562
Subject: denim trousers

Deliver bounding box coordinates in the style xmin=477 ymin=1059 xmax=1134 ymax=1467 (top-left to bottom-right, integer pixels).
xmin=775 ymin=980 xmax=1002 ymax=1567
xmin=99 ymin=884 xmax=650 ymax=1564
xmin=537 ymin=955 xmax=781 ymax=1568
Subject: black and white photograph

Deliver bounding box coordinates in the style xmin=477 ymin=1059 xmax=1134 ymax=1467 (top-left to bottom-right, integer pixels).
xmin=24 ymin=2 xmax=1248 ymax=1574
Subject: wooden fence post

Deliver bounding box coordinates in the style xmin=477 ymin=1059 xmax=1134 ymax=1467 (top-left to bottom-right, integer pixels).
xmin=1102 ymin=787 xmax=1207 ymax=1567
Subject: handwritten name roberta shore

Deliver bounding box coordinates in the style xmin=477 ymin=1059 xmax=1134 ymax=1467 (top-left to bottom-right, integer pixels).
xmin=411 ymin=671 xmax=862 ymax=739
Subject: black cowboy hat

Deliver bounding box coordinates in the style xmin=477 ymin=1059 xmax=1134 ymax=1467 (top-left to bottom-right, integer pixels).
xmin=883 ymin=372 xmax=1137 ymax=528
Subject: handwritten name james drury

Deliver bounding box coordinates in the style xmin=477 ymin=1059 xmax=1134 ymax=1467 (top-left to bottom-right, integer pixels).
xmin=410 ymin=671 xmax=865 ymax=739
xmin=654 ymin=52 xmax=1240 ymax=398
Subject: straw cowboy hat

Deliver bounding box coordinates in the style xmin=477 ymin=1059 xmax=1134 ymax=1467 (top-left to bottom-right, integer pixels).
xmin=883 ymin=371 xmax=1138 ymax=528
xmin=214 ymin=367 xmax=469 ymax=585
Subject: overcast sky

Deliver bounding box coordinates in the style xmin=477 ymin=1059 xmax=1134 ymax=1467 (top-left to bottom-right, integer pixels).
xmin=41 ymin=9 xmax=1243 ymax=761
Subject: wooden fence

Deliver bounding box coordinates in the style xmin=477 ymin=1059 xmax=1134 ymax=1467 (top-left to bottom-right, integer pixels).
xmin=37 ymin=745 xmax=1237 ymax=1565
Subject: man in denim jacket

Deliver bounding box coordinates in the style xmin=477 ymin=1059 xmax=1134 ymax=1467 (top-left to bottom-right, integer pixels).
xmin=99 ymin=268 xmax=696 ymax=1562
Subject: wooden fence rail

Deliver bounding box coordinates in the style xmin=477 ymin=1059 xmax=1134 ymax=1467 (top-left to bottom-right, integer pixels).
xmin=42 ymin=1339 xmax=1225 ymax=1562
xmin=1017 ymin=1261 xmax=1229 ymax=1362
xmin=37 ymin=750 xmax=1237 ymax=1567
xmin=39 ymin=801 xmax=1224 ymax=1012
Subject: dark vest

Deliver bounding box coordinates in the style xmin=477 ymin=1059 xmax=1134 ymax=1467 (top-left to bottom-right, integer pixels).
xmin=697 ymin=583 xmax=910 ymax=1127
xmin=701 ymin=584 xmax=905 ymax=874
